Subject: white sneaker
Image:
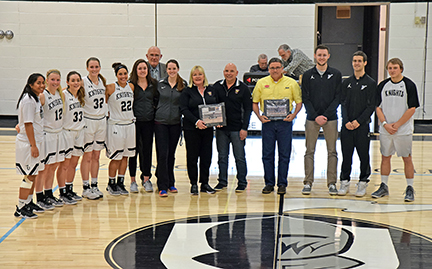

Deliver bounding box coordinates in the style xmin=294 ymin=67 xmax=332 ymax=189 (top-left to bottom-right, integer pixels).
xmin=338 ymin=180 xmax=350 ymax=196
xmin=143 ymin=180 xmax=153 ymax=192
xmin=82 ymin=188 xmax=99 ymax=200
xmin=355 ymin=181 xmax=368 ymax=197
xmin=130 ymin=182 xmax=139 ymax=193
xmin=91 ymin=184 xmax=104 ymax=198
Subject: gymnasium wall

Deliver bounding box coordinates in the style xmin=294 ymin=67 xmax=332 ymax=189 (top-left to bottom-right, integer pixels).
xmin=0 ymin=1 xmax=431 ymax=120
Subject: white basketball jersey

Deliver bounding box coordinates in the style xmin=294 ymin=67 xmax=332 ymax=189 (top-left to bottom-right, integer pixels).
xmin=108 ymin=82 xmax=134 ymax=124
xmin=17 ymin=93 xmax=44 ymax=143
xmin=83 ymin=76 xmax=107 ymax=118
xmin=42 ymin=89 xmax=63 ymax=132
xmin=63 ymin=89 xmax=85 ymax=131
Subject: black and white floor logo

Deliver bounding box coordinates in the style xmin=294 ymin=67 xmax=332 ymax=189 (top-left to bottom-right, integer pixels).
xmin=105 ymin=211 xmax=432 ymax=268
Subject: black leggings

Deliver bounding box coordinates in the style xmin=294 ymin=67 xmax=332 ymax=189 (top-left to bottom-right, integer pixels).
xmin=129 ymin=120 xmax=154 ymax=178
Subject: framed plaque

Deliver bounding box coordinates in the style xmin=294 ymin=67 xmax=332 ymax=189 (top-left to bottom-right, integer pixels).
xmin=199 ymin=102 xmax=226 ymax=127
xmin=264 ymin=99 xmax=290 ymax=120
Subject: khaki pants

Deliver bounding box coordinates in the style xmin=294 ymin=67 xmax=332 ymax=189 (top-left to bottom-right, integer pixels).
xmin=304 ymin=119 xmax=338 ymax=186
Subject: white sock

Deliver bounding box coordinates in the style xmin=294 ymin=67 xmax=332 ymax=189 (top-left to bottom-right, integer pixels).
xmin=91 ymin=178 xmax=98 ymax=184
xmin=381 ymin=175 xmax=389 ymax=185
xmin=18 ymin=199 xmax=26 ymax=209
xmin=406 ymin=178 xmax=414 ymax=187
xmin=83 ymin=180 xmax=90 ymax=186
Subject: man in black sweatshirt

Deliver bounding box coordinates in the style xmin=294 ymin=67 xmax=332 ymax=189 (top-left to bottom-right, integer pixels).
xmin=338 ymin=51 xmax=376 ymax=197
xmin=301 ymin=44 xmax=342 ymax=196
xmin=213 ymin=63 xmax=252 ymax=192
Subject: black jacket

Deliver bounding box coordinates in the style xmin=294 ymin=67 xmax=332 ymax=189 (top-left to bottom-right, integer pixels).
xmin=154 ymin=77 xmax=186 ymax=125
xmin=132 ymin=81 xmax=159 ymax=122
xmin=301 ymin=66 xmax=342 ymax=121
xmin=179 ymin=85 xmax=218 ymax=130
xmin=341 ymin=73 xmax=376 ymax=126
xmin=213 ymin=78 xmax=252 ymax=131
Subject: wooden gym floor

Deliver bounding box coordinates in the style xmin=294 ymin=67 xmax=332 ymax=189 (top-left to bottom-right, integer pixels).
xmin=1 ymin=130 xmax=432 ymax=268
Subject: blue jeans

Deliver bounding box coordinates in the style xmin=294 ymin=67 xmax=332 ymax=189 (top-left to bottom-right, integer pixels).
xmin=261 ymin=120 xmax=293 ymax=187
xmin=216 ymin=129 xmax=247 ymax=187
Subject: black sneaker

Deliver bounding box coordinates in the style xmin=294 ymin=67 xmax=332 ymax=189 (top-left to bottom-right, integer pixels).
xmin=27 ymin=201 xmax=44 ymax=213
xmin=190 ymin=184 xmax=199 ymax=195
xmin=14 ymin=205 xmax=38 ymax=219
xmin=404 ymin=185 xmax=415 ymax=202
xmin=235 ymin=185 xmax=247 ymax=193
xmin=46 ymin=196 xmax=65 ymax=207
xmin=277 ymin=185 xmax=286 ymax=195
xmin=371 ymin=182 xmax=389 ymax=198
xmin=214 ymin=183 xmax=227 ymax=192
xmin=69 ymin=191 xmax=82 ymax=201
xmin=60 ymin=193 xmax=78 ymax=205
xmin=200 ymin=183 xmax=216 ymax=194
xmin=262 ymin=185 xmax=274 ymax=194
xmin=117 ymin=183 xmax=129 ymax=196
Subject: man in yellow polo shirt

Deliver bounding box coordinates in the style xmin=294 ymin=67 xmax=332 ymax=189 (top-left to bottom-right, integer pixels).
xmin=252 ymin=58 xmax=302 ymax=194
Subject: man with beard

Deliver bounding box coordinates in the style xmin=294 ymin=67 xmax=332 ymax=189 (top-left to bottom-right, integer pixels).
xmin=301 ymin=45 xmax=342 ymax=196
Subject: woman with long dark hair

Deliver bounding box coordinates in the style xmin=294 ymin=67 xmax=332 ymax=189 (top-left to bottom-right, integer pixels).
xmin=128 ymin=59 xmax=159 ymax=193
xmin=14 ymin=73 xmax=46 ymax=218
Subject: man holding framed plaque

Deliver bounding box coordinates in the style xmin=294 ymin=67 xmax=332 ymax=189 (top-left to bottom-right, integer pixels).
xmin=213 ymin=63 xmax=252 ymax=193
xmin=252 ymin=58 xmax=302 ymax=195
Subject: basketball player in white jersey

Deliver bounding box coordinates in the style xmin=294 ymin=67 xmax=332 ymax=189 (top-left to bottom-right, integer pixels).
xmin=36 ymin=70 xmax=72 ymax=209
xmin=105 ymin=63 xmax=136 ymax=196
xmin=14 ymin=73 xmax=46 ymax=219
xmin=81 ymin=57 xmax=107 ymax=200
xmin=372 ymin=58 xmax=419 ymax=202
xmin=57 ymin=71 xmax=86 ymax=203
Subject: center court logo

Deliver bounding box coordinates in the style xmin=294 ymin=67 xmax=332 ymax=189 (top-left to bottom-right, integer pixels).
xmin=105 ymin=213 xmax=431 ymax=268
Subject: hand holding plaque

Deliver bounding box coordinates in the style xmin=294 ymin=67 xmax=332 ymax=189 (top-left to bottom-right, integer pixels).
xmin=264 ymin=99 xmax=290 ymax=120
xmin=198 ymin=102 xmax=226 ymax=127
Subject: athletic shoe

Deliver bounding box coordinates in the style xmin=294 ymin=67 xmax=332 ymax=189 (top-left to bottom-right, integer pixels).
xmin=37 ymin=199 xmax=55 ymax=211
xmin=82 ymin=188 xmax=100 ymax=200
xmin=235 ymin=185 xmax=246 ymax=193
xmin=130 ymin=182 xmax=139 ymax=193
xmin=69 ymin=191 xmax=82 ymax=201
xmin=404 ymin=185 xmax=415 ymax=202
xmin=117 ymin=183 xmax=129 ymax=196
xmin=371 ymin=183 xmax=389 ymax=198
xmin=46 ymin=196 xmax=65 ymax=207
xmin=190 ymin=184 xmax=199 ymax=195
xmin=262 ymin=185 xmax=274 ymax=194
xmin=14 ymin=205 xmax=37 ymax=219
xmin=91 ymin=183 xmax=104 ymax=198
xmin=338 ymin=180 xmax=350 ymax=196
xmin=277 ymin=185 xmax=286 ymax=195
xmin=27 ymin=201 xmax=44 ymax=213
xmin=168 ymin=186 xmax=178 ymax=193
xmin=143 ymin=180 xmax=154 ymax=192
xmin=200 ymin=183 xmax=216 ymax=194
xmin=355 ymin=181 xmax=368 ymax=197
xmin=302 ymin=184 xmax=312 ymax=195
xmin=106 ymin=184 xmax=120 ymax=196
xmin=214 ymin=183 xmax=227 ymax=192
xmin=159 ymin=190 xmax=168 ymax=197
xmin=60 ymin=194 xmax=78 ymax=205
xmin=328 ymin=184 xmax=338 ymax=196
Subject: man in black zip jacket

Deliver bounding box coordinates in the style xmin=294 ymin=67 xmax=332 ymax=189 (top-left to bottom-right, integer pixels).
xmin=301 ymin=44 xmax=342 ymax=196
xmin=338 ymin=51 xmax=376 ymax=197
xmin=213 ymin=63 xmax=252 ymax=192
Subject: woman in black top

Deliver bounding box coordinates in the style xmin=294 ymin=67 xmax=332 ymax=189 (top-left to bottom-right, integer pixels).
xmin=179 ymin=65 xmax=218 ymax=195
xmin=154 ymin=59 xmax=186 ymax=197
xmin=128 ymin=59 xmax=159 ymax=193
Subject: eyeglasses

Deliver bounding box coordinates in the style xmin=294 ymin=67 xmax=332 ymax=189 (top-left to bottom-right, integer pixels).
xmin=269 ymin=66 xmax=282 ymax=70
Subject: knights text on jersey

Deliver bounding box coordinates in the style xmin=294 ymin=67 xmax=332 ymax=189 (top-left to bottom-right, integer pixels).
xmin=83 ymin=76 xmax=107 ymax=118
xmin=377 ymin=77 xmax=419 ymax=135
xmin=62 ymin=89 xmax=84 ymax=131
xmin=42 ymin=89 xmax=63 ymax=132
xmin=107 ymin=82 xmax=134 ymax=124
